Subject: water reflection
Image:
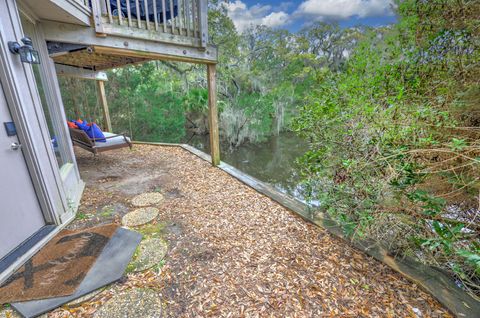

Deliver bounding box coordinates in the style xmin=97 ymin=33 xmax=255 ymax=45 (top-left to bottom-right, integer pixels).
xmin=189 ymin=132 xmax=319 ymax=206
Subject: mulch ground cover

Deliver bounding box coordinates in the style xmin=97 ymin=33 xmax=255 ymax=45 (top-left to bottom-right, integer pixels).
xmin=42 ymin=145 xmax=451 ymax=317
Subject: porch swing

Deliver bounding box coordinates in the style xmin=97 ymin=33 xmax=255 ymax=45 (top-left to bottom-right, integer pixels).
xmin=69 ymin=126 xmax=132 ymax=155
xmin=68 ymin=80 xmax=132 ymax=155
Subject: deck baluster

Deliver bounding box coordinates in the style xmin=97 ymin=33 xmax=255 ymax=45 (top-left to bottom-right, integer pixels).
xmin=116 ymin=0 xmax=123 ymax=25
xmin=185 ymin=0 xmax=191 ymax=37
xmin=106 ymin=0 xmax=113 ymax=23
xmin=161 ymin=0 xmax=167 ymax=32
xmin=177 ymin=0 xmax=183 ymax=36
xmin=176 ymin=0 xmax=181 ymax=35
xmin=144 ymin=0 xmax=150 ymax=30
xmin=153 ymin=0 xmax=159 ymax=31
xmin=182 ymin=0 xmax=188 ymax=37
xmin=192 ymin=0 xmax=197 ymax=38
xmin=169 ymin=0 xmax=176 ymax=34
xmin=126 ymin=0 xmax=133 ymax=27
xmin=99 ymin=0 xmax=108 ymax=14
xmin=135 ymin=0 xmax=141 ymax=28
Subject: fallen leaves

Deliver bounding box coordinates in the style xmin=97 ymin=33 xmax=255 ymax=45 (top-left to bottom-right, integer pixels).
xmin=57 ymin=146 xmax=453 ymax=318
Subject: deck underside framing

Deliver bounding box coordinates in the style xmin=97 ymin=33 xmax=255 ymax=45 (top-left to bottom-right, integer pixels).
xmin=41 ymin=20 xmax=217 ymax=66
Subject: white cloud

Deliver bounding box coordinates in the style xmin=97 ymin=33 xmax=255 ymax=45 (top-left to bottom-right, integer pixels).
xmin=262 ymin=12 xmax=290 ymax=28
xmin=223 ymin=1 xmax=291 ymax=32
xmin=295 ymin=0 xmax=395 ymax=21
xmin=222 ymin=0 xmax=395 ymax=33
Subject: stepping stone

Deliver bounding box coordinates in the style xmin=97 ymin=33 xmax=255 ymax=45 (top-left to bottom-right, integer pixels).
xmin=131 ymin=193 xmax=164 ymax=207
xmin=130 ymin=238 xmax=168 ymax=272
xmin=0 ymin=308 xmax=21 ymax=318
xmin=0 ymin=309 xmax=47 ymax=318
xmin=122 ymin=208 xmax=159 ymax=227
xmin=93 ymin=288 xmax=163 ymax=318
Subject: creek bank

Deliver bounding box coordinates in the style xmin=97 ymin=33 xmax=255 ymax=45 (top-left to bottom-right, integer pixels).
xmin=188 ymin=132 xmax=320 ymax=205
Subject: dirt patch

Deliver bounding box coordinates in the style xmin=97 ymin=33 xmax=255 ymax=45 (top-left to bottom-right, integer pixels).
xmin=164 ymin=222 xmax=183 ymax=236
xmin=55 ymin=146 xmax=451 ymax=318
xmin=76 ymin=149 xmax=174 ymax=196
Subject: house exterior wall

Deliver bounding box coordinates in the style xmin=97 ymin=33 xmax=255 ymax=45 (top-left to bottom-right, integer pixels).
xmin=0 ymin=0 xmax=83 ymax=282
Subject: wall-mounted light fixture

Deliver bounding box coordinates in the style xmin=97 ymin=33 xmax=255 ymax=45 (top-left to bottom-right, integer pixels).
xmin=8 ymin=37 xmax=40 ymax=64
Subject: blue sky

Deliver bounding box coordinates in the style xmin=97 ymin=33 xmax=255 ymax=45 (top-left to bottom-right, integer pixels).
xmin=223 ymin=0 xmax=397 ymax=33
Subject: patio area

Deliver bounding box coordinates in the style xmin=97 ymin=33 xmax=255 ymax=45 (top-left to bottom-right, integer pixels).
xmin=5 ymin=144 xmax=451 ymax=317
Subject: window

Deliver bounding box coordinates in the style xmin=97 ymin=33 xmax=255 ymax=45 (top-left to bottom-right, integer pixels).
xmin=21 ymin=15 xmax=72 ymax=170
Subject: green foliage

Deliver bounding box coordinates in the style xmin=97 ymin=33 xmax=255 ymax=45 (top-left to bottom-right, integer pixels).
xmin=133 ymin=90 xmax=186 ymax=143
xmin=182 ymin=88 xmax=208 ymax=113
xmin=292 ymin=0 xmax=480 ymax=297
xmin=60 ymin=62 xmax=187 ymax=143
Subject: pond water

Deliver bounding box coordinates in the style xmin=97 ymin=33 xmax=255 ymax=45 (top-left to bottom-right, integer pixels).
xmin=188 ymin=132 xmax=319 ymax=206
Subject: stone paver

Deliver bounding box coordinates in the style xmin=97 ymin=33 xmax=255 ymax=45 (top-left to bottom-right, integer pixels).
xmin=0 ymin=308 xmax=47 ymax=318
xmin=122 ymin=208 xmax=159 ymax=227
xmin=93 ymin=288 xmax=163 ymax=318
xmin=131 ymin=193 xmax=164 ymax=207
xmin=130 ymin=238 xmax=168 ymax=272
xmin=0 ymin=308 xmax=20 ymax=318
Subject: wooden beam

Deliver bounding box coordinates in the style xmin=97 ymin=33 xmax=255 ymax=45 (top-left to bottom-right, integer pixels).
xmin=41 ymin=21 xmax=218 ymax=64
xmin=96 ymin=80 xmax=112 ymax=132
xmin=92 ymin=46 xmax=213 ymax=66
xmin=55 ymin=64 xmax=108 ymax=81
xmin=207 ymin=64 xmax=220 ymax=166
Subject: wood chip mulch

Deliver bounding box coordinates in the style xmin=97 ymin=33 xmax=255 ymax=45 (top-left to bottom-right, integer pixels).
xmin=52 ymin=145 xmax=451 ymax=318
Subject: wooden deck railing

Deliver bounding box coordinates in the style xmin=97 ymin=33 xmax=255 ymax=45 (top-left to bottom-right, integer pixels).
xmin=91 ymin=0 xmax=208 ymax=48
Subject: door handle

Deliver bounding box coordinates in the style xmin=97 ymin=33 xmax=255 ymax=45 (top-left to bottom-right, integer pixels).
xmin=10 ymin=142 xmax=21 ymax=151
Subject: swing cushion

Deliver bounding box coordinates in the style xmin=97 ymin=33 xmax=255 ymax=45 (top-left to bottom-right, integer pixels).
xmin=67 ymin=121 xmax=78 ymax=129
xmin=74 ymin=121 xmax=106 ymax=142
xmin=96 ymin=132 xmax=132 ymax=148
xmin=74 ymin=120 xmax=88 ymax=131
xmin=86 ymin=123 xmax=106 ymax=142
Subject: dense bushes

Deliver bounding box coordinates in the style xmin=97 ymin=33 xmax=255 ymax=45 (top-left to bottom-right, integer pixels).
xmin=292 ymin=0 xmax=479 ymax=298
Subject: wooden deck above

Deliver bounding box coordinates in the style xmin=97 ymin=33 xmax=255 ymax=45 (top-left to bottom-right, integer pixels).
xmin=90 ymin=0 xmax=209 ymax=49
xmin=19 ymin=0 xmax=217 ymax=68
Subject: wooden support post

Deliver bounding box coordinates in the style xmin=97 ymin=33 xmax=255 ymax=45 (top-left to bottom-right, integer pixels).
xmin=90 ymin=0 xmax=106 ymax=34
xmin=207 ymin=64 xmax=220 ymax=166
xmin=96 ymin=80 xmax=112 ymax=132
